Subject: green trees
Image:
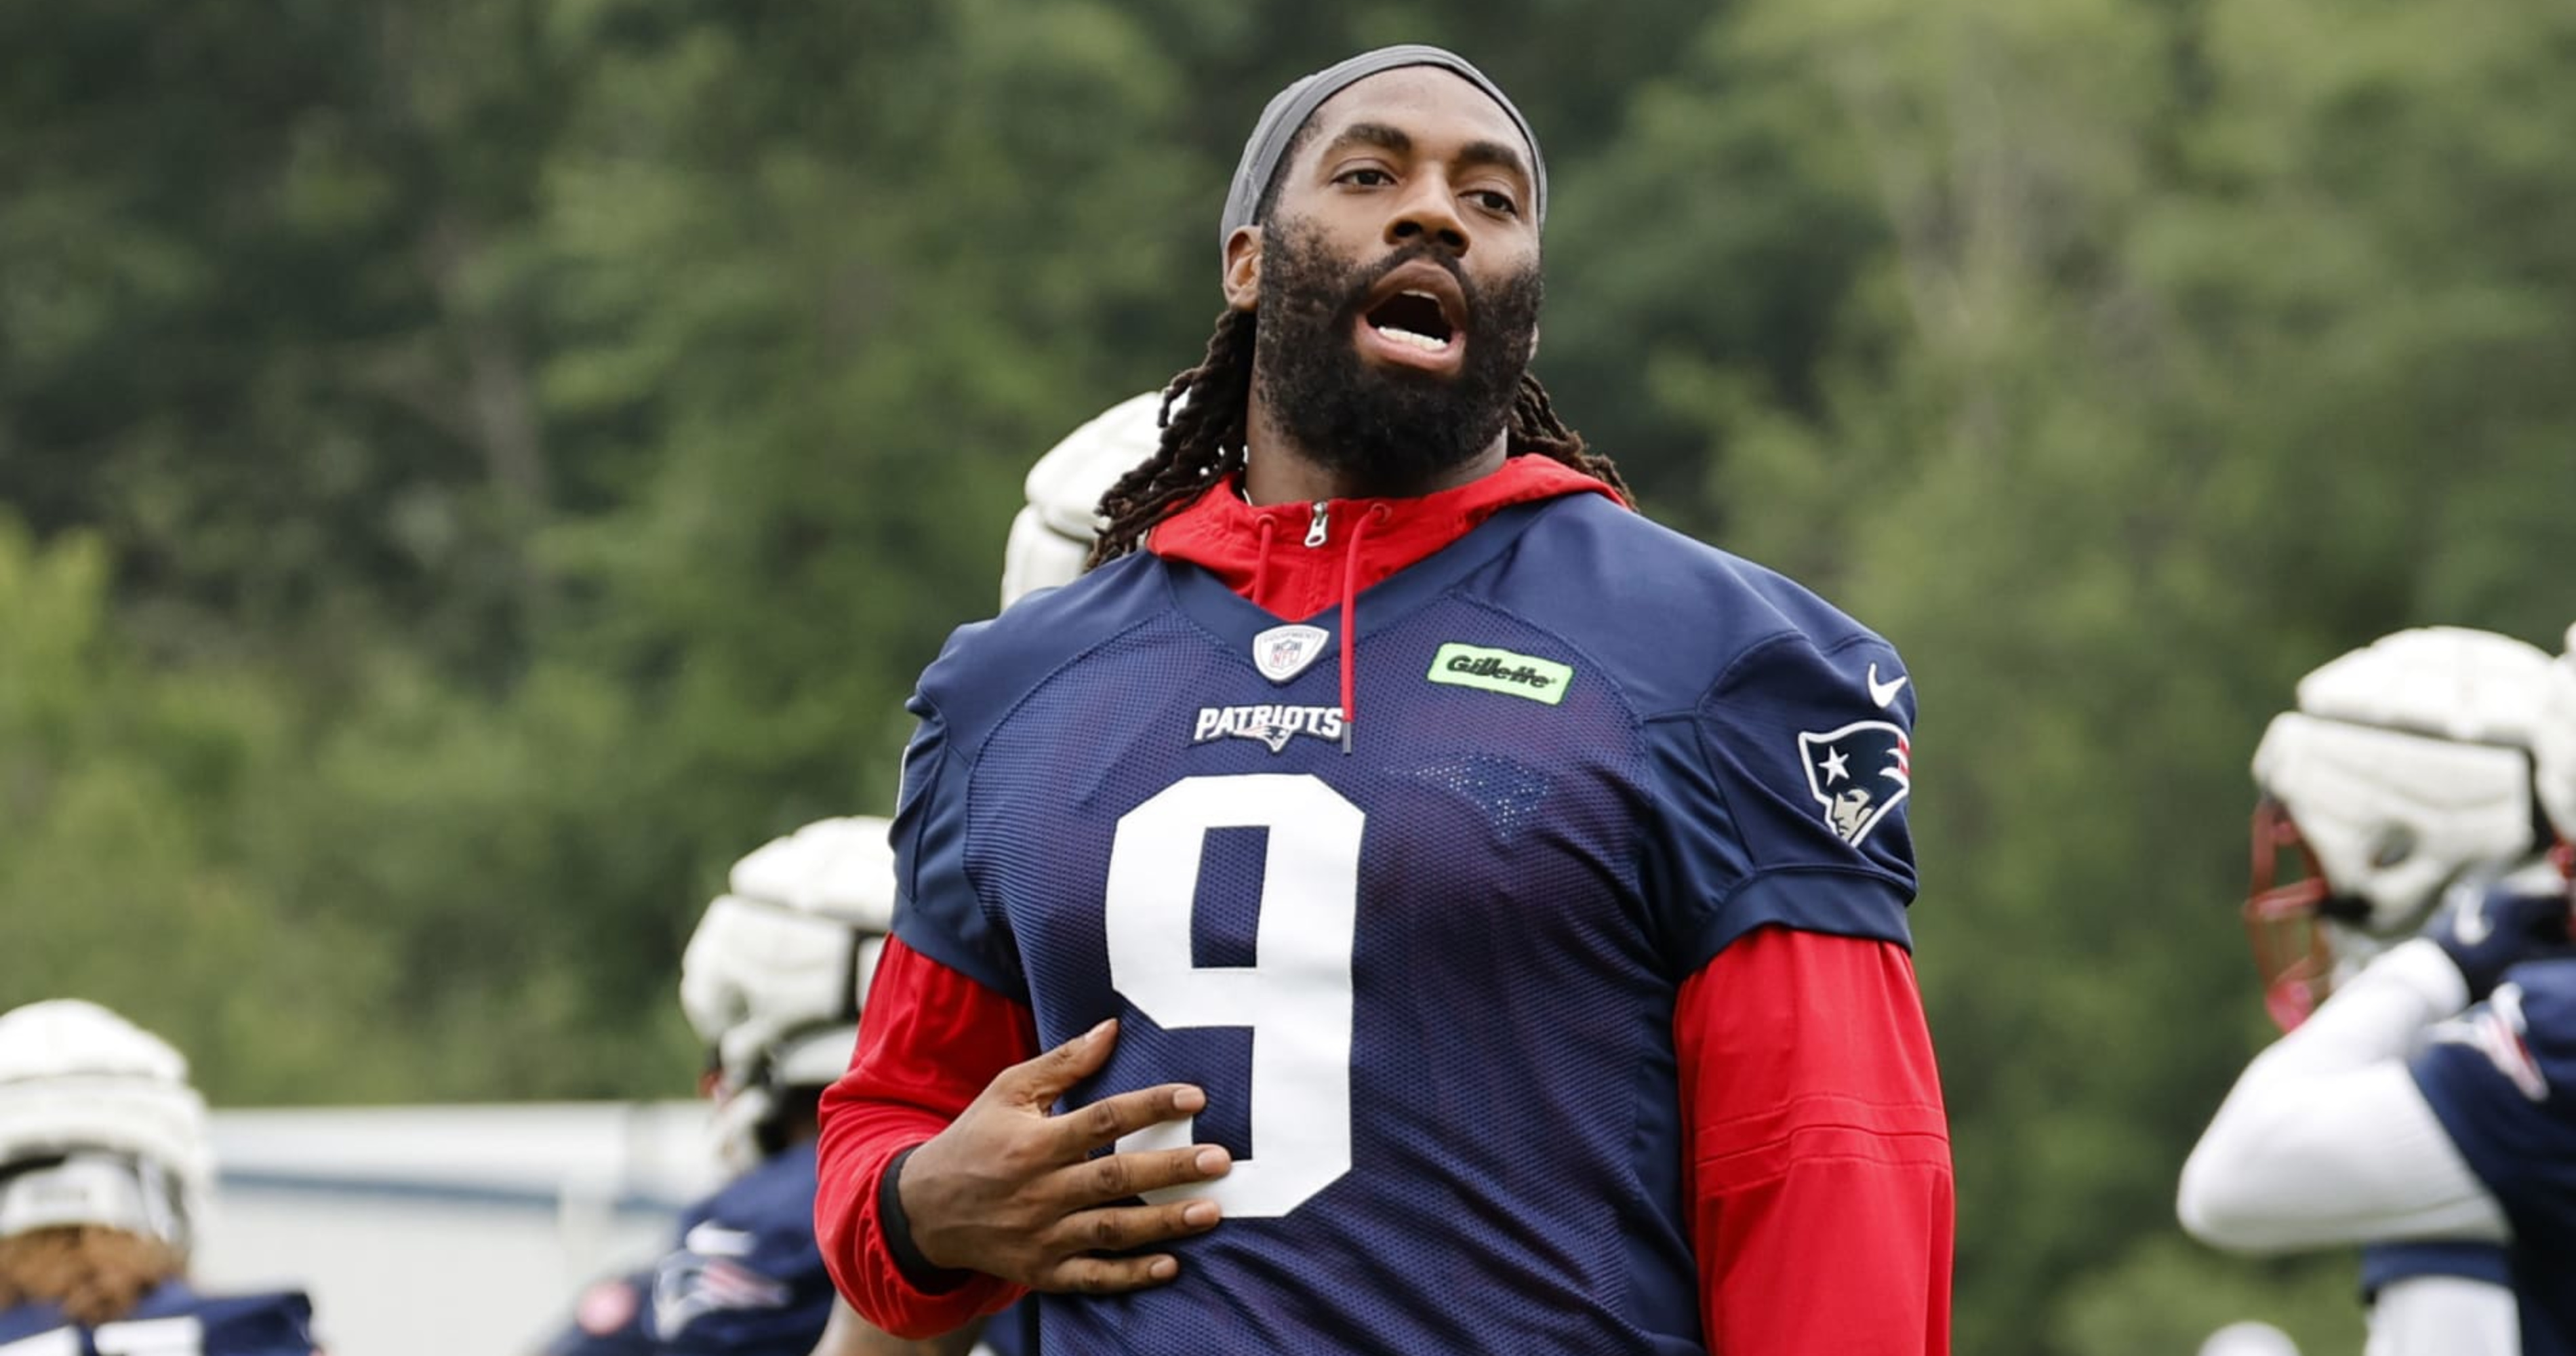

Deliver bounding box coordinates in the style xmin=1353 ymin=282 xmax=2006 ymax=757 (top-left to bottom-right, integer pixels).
xmin=5 ymin=1 xmax=2572 ymax=1349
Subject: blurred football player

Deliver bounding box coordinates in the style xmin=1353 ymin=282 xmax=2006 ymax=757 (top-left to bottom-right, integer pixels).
xmin=2183 ymin=624 xmax=2576 ymax=1356
xmin=0 ymin=999 xmax=323 ymax=1355
xmin=794 ymin=392 xmax=1156 ymax=1356
xmin=787 ymin=390 xmax=1151 ymax=1356
xmin=545 ymin=818 xmax=992 ymax=1356
xmin=817 ymin=43 xmax=1950 ymax=1355
xmin=2243 ymin=628 xmax=2558 ymax=1030
xmin=999 ymin=390 xmax=1167 ymax=612
xmin=2221 ymin=626 xmax=2552 ymax=1355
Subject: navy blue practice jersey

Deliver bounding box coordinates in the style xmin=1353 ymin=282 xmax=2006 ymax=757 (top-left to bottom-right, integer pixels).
xmin=0 ymin=1282 xmax=315 ymax=1355
xmin=2413 ymin=950 xmax=2576 ymax=1356
xmin=546 ymin=1143 xmax=834 ymax=1356
xmin=2358 ymin=1239 xmax=2511 ymax=1300
xmin=891 ymin=494 xmax=1920 ymax=1355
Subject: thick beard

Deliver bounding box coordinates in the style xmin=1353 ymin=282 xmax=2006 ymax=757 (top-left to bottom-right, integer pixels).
xmin=1251 ymin=217 xmax=1543 ymax=498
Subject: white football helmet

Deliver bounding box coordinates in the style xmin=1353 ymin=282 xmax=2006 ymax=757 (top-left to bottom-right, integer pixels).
xmin=2198 ymin=1322 xmax=2301 ymax=1356
xmin=0 ymin=1000 xmax=212 ymax=1254
xmin=2245 ymin=626 xmax=2554 ymax=1028
xmin=2537 ymin=622 xmax=2576 ymax=852
xmin=681 ymin=816 xmax=896 ymax=1171
xmin=999 ymin=389 xmax=1171 ymax=610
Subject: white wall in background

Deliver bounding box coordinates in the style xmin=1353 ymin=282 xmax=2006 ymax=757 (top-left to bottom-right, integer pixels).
xmin=195 ymin=1103 xmax=721 ymax=1356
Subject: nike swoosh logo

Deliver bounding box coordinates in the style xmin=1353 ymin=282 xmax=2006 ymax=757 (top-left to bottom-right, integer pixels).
xmin=1868 ymin=663 xmax=1910 ymax=709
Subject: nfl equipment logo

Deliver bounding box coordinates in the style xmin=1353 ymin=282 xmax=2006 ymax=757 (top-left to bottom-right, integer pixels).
xmin=1797 ymin=720 xmax=1911 ymax=847
xmin=1252 ymin=624 xmax=1330 ymax=684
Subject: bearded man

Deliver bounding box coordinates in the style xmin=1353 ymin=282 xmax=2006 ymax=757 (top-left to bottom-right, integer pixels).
xmin=815 ymin=45 xmax=1954 ymax=1355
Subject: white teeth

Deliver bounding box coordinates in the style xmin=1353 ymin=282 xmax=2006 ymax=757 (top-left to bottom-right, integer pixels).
xmin=1402 ymin=289 xmax=1438 ymax=301
xmin=1374 ymin=325 xmax=1451 ymax=352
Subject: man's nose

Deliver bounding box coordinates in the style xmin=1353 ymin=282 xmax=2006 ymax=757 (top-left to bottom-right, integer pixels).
xmin=1385 ymin=174 xmax=1469 ymax=256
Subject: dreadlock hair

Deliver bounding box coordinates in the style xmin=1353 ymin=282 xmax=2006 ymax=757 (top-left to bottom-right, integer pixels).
xmin=1086 ymin=308 xmax=1632 ymax=568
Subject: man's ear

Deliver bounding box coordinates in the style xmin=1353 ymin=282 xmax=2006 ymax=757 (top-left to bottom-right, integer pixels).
xmin=1222 ymin=226 xmax=1263 ymax=313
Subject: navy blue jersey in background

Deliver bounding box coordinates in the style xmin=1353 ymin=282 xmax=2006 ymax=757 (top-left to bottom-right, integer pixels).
xmin=0 ymin=1281 xmax=315 ymax=1355
xmin=2413 ymin=950 xmax=2576 ymax=1356
xmin=546 ymin=1143 xmax=834 ymax=1356
xmin=891 ymin=494 xmax=1920 ymax=1355
xmin=544 ymin=1140 xmax=1029 ymax=1356
xmin=2357 ymin=1239 xmax=2512 ymax=1300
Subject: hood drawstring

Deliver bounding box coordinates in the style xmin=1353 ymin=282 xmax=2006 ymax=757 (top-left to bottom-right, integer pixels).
xmin=1253 ymin=514 xmax=1277 ymax=613
xmin=1336 ymin=503 xmax=1389 ymax=755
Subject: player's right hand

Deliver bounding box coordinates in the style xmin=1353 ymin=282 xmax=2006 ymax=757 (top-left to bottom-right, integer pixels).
xmin=894 ymin=1018 xmax=1230 ymax=1294
xmin=2422 ymin=876 xmax=2576 ymax=1000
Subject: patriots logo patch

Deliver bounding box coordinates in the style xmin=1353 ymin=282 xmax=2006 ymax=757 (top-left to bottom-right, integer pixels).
xmin=652 ymin=1237 xmax=789 ymax=1337
xmin=2432 ymin=982 xmax=2550 ymax=1102
xmin=1798 ymin=720 xmax=1911 ymax=847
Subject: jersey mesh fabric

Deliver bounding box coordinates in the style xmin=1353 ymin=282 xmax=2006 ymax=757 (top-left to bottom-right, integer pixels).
xmin=960 ymin=603 xmax=1702 ymax=1353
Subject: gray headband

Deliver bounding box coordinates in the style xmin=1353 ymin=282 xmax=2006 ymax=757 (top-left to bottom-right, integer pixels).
xmin=1218 ymin=44 xmax=1546 ymax=265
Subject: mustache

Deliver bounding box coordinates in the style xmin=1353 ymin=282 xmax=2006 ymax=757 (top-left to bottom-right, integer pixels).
xmin=1335 ymin=243 xmax=1478 ymax=319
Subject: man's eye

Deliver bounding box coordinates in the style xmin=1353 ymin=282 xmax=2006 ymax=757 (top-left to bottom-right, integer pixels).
xmin=1338 ymin=167 xmax=1394 ymax=187
xmin=1472 ymin=191 xmax=1519 ymax=216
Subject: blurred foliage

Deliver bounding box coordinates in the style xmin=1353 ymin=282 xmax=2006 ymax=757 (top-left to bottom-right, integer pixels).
xmin=3 ymin=0 xmax=2573 ymax=1350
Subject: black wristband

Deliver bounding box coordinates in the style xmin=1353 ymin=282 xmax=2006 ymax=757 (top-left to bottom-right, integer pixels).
xmin=880 ymin=1143 xmax=977 ymax=1294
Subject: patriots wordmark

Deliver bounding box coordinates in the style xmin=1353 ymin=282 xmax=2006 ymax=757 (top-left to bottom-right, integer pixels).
xmin=1192 ymin=704 xmax=1346 ymax=754
xmin=1797 ymin=719 xmax=1912 ymax=847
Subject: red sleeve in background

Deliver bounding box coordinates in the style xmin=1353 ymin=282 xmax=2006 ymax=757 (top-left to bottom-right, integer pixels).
xmin=1678 ymin=925 xmax=1954 ymax=1355
xmin=815 ymin=936 xmax=1039 ymax=1339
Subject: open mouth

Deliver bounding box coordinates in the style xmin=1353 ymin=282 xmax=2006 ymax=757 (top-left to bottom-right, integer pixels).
xmin=1363 ymin=290 xmax=1457 ymax=354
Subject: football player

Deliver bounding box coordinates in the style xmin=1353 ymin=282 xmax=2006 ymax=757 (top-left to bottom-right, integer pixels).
xmin=2217 ymin=626 xmax=2554 ymax=1355
xmin=816 ymin=44 xmax=1951 ymax=1355
xmin=546 ymin=818 xmax=996 ymax=1356
xmin=0 ymin=999 xmax=323 ymax=1355
xmin=2181 ymin=622 xmax=2576 ymax=1356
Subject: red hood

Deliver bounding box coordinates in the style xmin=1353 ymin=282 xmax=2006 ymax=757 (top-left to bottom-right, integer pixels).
xmin=1147 ymin=454 xmax=1622 ymax=620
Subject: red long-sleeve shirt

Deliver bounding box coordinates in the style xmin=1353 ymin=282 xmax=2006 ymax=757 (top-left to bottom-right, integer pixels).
xmin=818 ymin=459 xmax=1954 ymax=1350
xmin=822 ymin=930 xmax=1952 ymax=1348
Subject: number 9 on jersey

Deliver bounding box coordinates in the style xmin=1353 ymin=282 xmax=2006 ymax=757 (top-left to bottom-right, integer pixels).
xmin=1103 ymin=774 xmax=1363 ymax=1218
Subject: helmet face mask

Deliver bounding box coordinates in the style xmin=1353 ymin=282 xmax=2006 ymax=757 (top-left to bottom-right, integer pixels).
xmin=2242 ymin=799 xmax=2395 ymax=1030
xmin=0 ymin=1151 xmax=193 ymax=1252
